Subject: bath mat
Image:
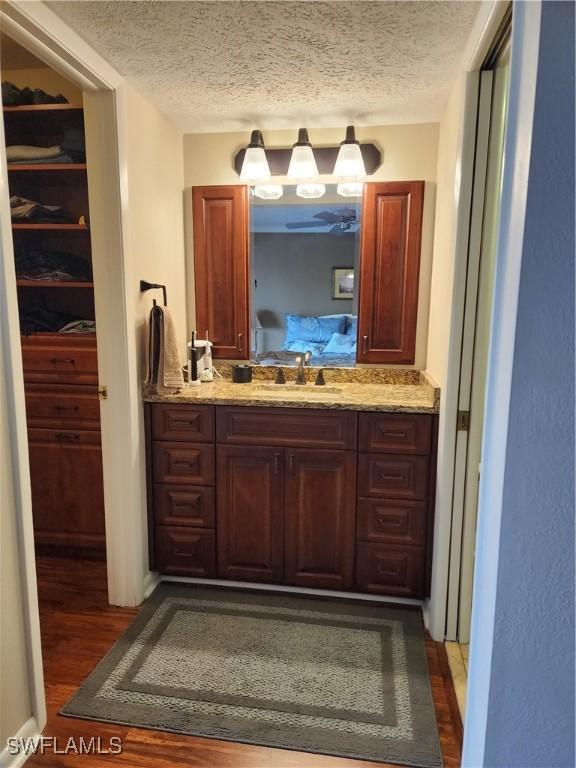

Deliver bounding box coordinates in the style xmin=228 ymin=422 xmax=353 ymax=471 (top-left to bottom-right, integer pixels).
xmin=61 ymin=584 xmax=442 ymax=767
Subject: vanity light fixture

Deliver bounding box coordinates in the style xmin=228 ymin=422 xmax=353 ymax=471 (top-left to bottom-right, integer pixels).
xmin=296 ymin=183 xmax=326 ymax=199
xmin=337 ymin=182 xmax=364 ymax=198
xmin=240 ymin=130 xmax=271 ymax=181
xmin=334 ymin=125 xmax=366 ymax=180
xmin=287 ymin=128 xmax=319 ymax=180
xmin=253 ymin=184 xmax=284 ymax=200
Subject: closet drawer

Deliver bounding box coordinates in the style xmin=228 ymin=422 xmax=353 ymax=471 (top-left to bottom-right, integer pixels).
xmin=217 ymin=406 xmax=357 ymax=449
xmin=25 ymin=384 xmax=100 ymax=429
xmin=151 ymin=404 xmax=215 ymax=442
xmin=152 ymin=442 xmax=215 ymax=485
xmin=357 ymin=498 xmax=427 ymax=546
xmin=355 ymin=542 xmax=425 ymax=598
xmin=154 ymin=485 xmax=215 ymax=528
xmin=358 ymin=454 xmax=429 ymax=500
xmin=155 ymin=526 xmax=215 ymax=577
xmin=22 ymin=341 xmax=98 ymax=385
xmin=359 ymin=413 xmax=432 ymax=455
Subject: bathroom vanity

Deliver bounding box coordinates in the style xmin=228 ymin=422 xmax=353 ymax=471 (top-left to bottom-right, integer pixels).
xmin=144 ymin=376 xmax=438 ymax=599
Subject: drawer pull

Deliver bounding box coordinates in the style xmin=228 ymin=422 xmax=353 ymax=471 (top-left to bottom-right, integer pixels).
xmin=49 ymin=357 xmax=76 ymax=365
xmin=173 ymin=504 xmax=193 ymax=512
xmin=173 ymin=461 xmax=196 ymax=469
xmin=288 ymin=453 xmax=294 ymax=475
xmin=379 ymin=473 xmax=405 ymax=482
xmin=55 ymin=432 xmax=80 ymax=442
xmin=171 ymin=419 xmax=197 ymax=427
xmin=173 ymin=548 xmax=195 ymax=558
xmin=381 ymin=430 xmax=408 ymax=438
xmin=274 ymin=452 xmax=281 ymax=475
xmin=54 ymin=405 xmax=80 ymax=412
xmin=362 ymin=335 xmax=368 ymax=353
xmin=237 ymin=332 xmax=243 ymax=351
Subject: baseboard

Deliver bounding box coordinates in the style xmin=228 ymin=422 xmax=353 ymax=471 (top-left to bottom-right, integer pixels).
xmin=143 ymin=570 xmax=160 ymax=600
xmin=0 ymin=716 xmax=41 ymax=768
xmin=159 ymin=575 xmax=424 ymax=608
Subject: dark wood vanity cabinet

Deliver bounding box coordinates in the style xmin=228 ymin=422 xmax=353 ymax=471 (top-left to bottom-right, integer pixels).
xmin=146 ymin=403 xmax=437 ymax=598
xmin=191 ymin=186 xmax=250 ymax=359
xmin=357 ymin=181 xmax=424 ymax=365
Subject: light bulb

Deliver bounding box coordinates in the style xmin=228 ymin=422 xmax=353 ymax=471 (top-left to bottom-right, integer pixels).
xmin=296 ymin=183 xmax=326 ymax=199
xmin=334 ymin=125 xmax=366 ymax=180
xmin=253 ymin=185 xmax=284 ymax=200
xmin=337 ymin=182 xmax=364 ymax=197
xmin=240 ymin=130 xmax=271 ymax=181
xmin=287 ymin=128 xmax=318 ymax=180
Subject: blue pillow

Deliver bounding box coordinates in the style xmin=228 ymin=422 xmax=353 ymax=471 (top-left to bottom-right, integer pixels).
xmin=323 ymin=332 xmax=357 ymax=355
xmin=284 ymin=314 xmax=346 ymax=347
xmin=346 ymin=316 xmax=358 ymax=337
xmin=286 ymin=340 xmax=326 ymax=356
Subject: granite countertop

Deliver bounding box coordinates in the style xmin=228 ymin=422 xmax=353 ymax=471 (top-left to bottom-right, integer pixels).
xmin=143 ymin=371 xmax=440 ymax=414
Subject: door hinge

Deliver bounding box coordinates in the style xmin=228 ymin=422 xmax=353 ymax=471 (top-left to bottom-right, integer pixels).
xmin=457 ymin=410 xmax=470 ymax=431
xmin=98 ymin=385 xmax=108 ymax=401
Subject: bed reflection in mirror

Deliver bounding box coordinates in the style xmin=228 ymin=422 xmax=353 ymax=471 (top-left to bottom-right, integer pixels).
xmin=250 ymin=184 xmax=362 ymax=368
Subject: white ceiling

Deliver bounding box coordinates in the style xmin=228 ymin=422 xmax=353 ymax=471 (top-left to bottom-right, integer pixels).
xmin=48 ymin=0 xmax=481 ymax=133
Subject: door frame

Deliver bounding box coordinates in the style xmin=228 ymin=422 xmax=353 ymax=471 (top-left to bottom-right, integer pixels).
xmin=0 ymin=0 xmax=158 ymax=737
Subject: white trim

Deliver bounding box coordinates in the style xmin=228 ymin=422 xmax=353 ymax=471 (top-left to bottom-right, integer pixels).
xmin=463 ymin=1 xmax=510 ymax=72
xmin=0 ymin=80 xmax=46 ymax=734
xmin=462 ymin=2 xmax=542 ymax=763
xmin=0 ymin=717 xmax=41 ymax=768
xmin=143 ymin=571 xmax=161 ymax=600
xmin=159 ymin=576 xmax=425 ymax=609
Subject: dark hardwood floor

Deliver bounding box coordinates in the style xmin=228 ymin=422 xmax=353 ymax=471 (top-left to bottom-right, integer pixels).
xmin=29 ymin=557 xmax=462 ymax=767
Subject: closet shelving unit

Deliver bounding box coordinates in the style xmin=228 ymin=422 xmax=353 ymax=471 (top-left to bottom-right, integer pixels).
xmin=3 ymin=101 xmax=105 ymax=555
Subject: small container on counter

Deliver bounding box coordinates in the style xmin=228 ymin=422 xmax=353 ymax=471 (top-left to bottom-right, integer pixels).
xmin=232 ymin=364 xmax=253 ymax=383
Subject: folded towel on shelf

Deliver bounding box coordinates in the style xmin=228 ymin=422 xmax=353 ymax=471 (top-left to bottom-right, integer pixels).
xmin=145 ymin=304 xmax=184 ymax=393
xmin=6 ymin=145 xmax=62 ymax=162
xmin=10 ymin=195 xmax=75 ymax=223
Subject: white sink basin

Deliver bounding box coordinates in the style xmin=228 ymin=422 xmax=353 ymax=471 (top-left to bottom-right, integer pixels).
xmin=254 ymin=384 xmax=343 ymax=394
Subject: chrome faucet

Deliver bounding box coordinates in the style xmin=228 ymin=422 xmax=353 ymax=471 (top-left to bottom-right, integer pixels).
xmin=295 ymin=351 xmax=311 ymax=384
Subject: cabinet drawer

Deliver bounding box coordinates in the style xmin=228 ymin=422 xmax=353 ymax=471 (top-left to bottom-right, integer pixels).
xmin=359 ymin=413 xmax=432 ymax=454
xmin=151 ymin=404 xmax=215 ymax=442
xmin=22 ymin=342 xmax=98 ymax=385
xmin=155 ymin=526 xmax=215 ymax=577
xmin=357 ymin=498 xmax=427 ymax=546
xmin=152 ymin=442 xmax=215 ymax=485
xmin=356 ymin=542 xmax=425 ymax=597
xmin=154 ymin=485 xmax=215 ymax=528
xmin=217 ymin=406 xmax=357 ymax=449
xmin=25 ymin=384 xmax=100 ymax=429
xmin=358 ymin=454 xmax=428 ymax=500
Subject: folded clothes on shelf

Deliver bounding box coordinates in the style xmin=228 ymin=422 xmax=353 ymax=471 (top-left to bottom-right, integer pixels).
xmin=2 ymin=81 xmax=68 ymax=106
xmin=15 ymin=247 xmax=92 ymax=282
xmin=10 ymin=195 xmax=76 ymax=224
xmin=20 ymin=307 xmax=95 ymax=335
xmin=7 ymin=127 xmax=86 ymax=165
xmin=6 ymin=145 xmax=62 ymax=162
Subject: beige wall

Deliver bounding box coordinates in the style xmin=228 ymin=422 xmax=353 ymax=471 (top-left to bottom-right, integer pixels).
xmin=183 ymin=124 xmax=439 ymax=368
xmin=1 ymin=66 xmax=82 ymax=104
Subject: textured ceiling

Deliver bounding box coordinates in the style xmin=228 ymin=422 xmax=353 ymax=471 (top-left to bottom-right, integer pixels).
xmin=48 ymin=0 xmax=480 ymax=132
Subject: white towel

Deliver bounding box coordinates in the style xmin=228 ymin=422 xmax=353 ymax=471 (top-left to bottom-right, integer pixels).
xmin=145 ymin=304 xmax=184 ymax=393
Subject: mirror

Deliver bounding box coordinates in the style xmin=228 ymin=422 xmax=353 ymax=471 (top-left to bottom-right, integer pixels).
xmin=250 ymin=184 xmax=362 ymax=367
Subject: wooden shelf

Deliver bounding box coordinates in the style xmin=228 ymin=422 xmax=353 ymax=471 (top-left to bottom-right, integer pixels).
xmin=12 ymin=223 xmax=89 ymax=231
xmin=8 ymin=163 xmax=87 ymax=172
xmin=3 ymin=104 xmax=83 ymax=113
xmin=16 ymin=279 xmax=93 ymax=289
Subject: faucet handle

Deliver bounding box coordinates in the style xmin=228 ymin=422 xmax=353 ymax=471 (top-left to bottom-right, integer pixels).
xmin=314 ymin=369 xmax=326 ymax=386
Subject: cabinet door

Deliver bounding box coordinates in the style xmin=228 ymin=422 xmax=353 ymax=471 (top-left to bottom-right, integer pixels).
xmin=217 ymin=445 xmax=284 ymax=582
xmin=192 ymin=185 xmax=249 ymax=359
xmin=357 ymin=181 xmax=424 ymax=364
xmin=28 ymin=429 xmax=105 ymax=550
xmin=285 ymin=449 xmax=356 ymax=590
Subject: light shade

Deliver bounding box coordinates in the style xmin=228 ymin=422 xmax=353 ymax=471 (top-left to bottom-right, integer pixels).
xmin=253 ymin=184 xmax=283 ymax=200
xmin=296 ymin=183 xmax=326 ymax=199
xmin=240 ymin=130 xmax=271 ymax=181
xmin=337 ymin=182 xmax=364 ymax=198
xmin=334 ymin=125 xmax=366 ymax=180
xmin=287 ymin=128 xmax=318 ymax=180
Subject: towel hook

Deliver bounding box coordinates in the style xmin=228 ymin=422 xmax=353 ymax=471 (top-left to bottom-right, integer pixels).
xmin=140 ymin=280 xmax=167 ymax=306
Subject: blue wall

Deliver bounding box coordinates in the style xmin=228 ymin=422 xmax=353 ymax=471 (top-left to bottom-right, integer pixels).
xmin=483 ymin=2 xmax=575 ymax=765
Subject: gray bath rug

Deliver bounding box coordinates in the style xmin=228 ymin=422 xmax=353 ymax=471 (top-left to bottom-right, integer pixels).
xmin=61 ymin=584 xmax=442 ymax=767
